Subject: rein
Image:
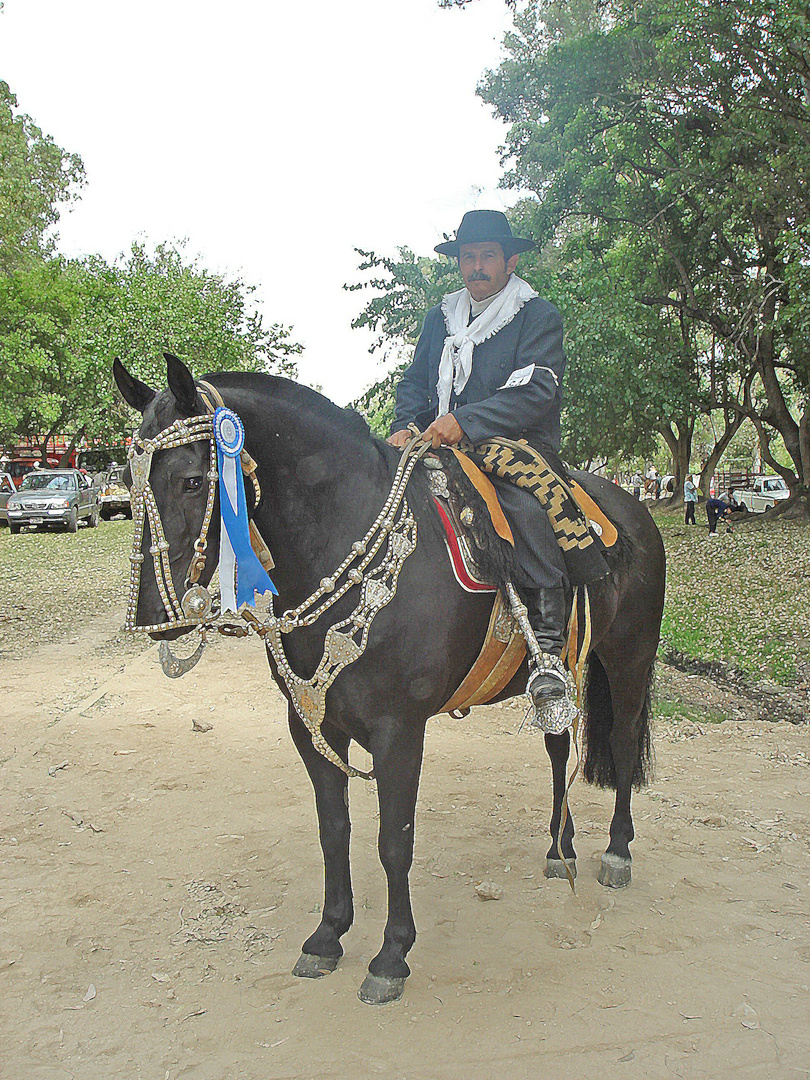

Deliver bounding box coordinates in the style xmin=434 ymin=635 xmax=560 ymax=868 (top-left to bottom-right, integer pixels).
xmin=125 ymin=393 xmax=431 ymax=779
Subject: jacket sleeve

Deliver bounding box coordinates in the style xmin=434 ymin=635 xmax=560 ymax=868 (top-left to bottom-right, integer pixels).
xmin=452 ymin=300 xmax=565 ymax=444
xmin=391 ymin=307 xmax=441 ymax=434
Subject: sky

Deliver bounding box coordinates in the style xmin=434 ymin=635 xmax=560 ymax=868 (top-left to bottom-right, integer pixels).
xmin=0 ymin=0 xmax=521 ymax=404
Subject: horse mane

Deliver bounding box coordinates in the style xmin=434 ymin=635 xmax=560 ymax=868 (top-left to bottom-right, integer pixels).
xmin=203 ymin=370 xmax=373 ymax=444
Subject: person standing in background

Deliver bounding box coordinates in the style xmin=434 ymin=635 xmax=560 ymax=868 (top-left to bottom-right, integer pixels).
xmin=684 ymin=474 xmax=698 ymax=525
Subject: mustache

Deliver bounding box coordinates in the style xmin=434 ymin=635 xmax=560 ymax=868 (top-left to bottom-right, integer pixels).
xmin=467 ymin=271 xmax=491 ymax=282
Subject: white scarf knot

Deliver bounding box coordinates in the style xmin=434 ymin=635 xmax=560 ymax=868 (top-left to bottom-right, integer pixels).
xmin=437 ymin=275 xmax=537 ymax=416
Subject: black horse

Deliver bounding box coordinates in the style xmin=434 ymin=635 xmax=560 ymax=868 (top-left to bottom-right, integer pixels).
xmin=113 ymin=355 xmax=665 ymax=1005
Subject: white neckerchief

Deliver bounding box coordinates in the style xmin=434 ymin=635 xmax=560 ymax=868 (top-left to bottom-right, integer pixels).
xmin=437 ymin=274 xmax=537 ymax=416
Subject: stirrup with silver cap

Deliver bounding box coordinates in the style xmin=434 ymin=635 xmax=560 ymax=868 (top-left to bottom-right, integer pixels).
xmin=527 ymin=653 xmax=579 ymax=735
xmin=505 ymin=582 xmax=578 ymax=735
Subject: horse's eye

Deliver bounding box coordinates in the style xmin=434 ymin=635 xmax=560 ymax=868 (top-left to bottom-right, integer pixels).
xmin=182 ymin=477 xmax=204 ymax=493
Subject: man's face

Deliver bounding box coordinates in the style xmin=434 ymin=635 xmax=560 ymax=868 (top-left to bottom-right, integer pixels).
xmin=458 ymin=242 xmax=519 ymax=301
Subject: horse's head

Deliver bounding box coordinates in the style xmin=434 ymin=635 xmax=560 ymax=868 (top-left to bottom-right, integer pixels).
xmin=114 ymin=354 xmax=220 ymax=640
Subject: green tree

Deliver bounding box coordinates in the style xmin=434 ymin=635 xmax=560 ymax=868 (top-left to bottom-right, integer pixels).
xmin=480 ymin=0 xmax=810 ymax=500
xmin=0 ymin=261 xmax=91 ymax=459
xmin=346 ymin=247 xmax=460 ymax=356
xmin=350 ymin=366 xmax=406 ymax=439
xmin=0 ymin=81 xmax=85 ymax=273
xmin=0 ymin=243 xmax=302 ymax=456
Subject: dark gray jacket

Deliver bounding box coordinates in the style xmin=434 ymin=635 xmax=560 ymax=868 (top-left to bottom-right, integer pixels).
xmin=392 ymin=293 xmax=565 ymax=452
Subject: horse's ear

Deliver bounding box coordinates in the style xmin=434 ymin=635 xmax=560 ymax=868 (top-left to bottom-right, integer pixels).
xmin=113 ymin=358 xmax=157 ymax=414
xmin=165 ymin=353 xmax=198 ymax=416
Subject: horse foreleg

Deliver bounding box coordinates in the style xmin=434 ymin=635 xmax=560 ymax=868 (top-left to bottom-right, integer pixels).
xmin=287 ymin=708 xmax=354 ymax=977
xmin=358 ymin=719 xmax=426 ymax=1006
xmin=543 ymin=730 xmax=577 ymax=879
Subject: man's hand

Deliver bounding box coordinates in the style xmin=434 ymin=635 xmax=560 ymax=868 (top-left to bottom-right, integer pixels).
xmin=387 ymin=429 xmax=412 ymax=449
xmin=421 ymin=414 xmax=464 ymax=449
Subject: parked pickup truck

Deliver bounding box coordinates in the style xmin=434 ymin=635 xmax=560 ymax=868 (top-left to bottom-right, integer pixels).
xmin=6 ymin=469 xmax=101 ymax=533
xmin=98 ymin=464 xmax=132 ymax=519
xmin=732 ymin=475 xmax=790 ymax=513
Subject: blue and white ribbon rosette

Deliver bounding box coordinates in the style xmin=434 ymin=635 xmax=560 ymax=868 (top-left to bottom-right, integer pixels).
xmin=214 ymin=406 xmax=277 ymax=612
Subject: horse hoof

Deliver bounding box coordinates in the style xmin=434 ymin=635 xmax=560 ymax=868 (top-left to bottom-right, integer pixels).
xmin=598 ymin=853 xmax=632 ymax=888
xmin=544 ymin=858 xmax=577 ymax=880
xmin=357 ymin=973 xmax=406 ymax=1005
xmin=292 ymin=953 xmax=340 ymax=979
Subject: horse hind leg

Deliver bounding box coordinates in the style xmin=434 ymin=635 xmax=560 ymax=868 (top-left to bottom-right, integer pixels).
xmin=543 ymin=731 xmax=577 ymax=880
xmin=287 ymin=710 xmax=354 ymax=978
xmin=585 ymin=651 xmax=654 ymax=889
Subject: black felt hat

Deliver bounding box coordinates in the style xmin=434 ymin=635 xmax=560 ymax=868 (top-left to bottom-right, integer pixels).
xmin=434 ymin=209 xmax=536 ymax=257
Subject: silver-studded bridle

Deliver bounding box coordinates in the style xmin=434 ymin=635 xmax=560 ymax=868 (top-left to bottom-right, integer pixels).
xmin=124 ymin=385 xmax=431 ymax=779
xmin=125 ymin=411 xmax=221 ymax=634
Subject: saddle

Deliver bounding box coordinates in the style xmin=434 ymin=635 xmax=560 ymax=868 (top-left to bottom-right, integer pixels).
xmin=428 ymin=449 xmax=617 ymax=715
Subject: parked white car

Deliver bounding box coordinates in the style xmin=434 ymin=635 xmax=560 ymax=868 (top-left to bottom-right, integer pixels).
xmin=732 ymin=476 xmax=790 ymax=513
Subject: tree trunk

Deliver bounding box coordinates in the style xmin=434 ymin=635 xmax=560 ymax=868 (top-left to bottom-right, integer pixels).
xmin=698 ymin=410 xmax=746 ymax=497
xmin=55 ymin=426 xmax=85 ymax=468
xmin=661 ymin=418 xmax=693 ymax=504
xmin=798 ymin=404 xmax=810 ymax=492
xmin=751 ymin=284 xmax=807 ymax=487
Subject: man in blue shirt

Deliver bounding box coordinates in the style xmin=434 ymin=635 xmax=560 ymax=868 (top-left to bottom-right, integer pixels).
xmin=706 ymin=495 xmax=732 ymax=536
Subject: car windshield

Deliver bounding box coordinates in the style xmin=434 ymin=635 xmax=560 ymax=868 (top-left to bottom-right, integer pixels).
xmin=763 ymin=478 xmax=786 ymax=492
xmin=19 ymin=473 xmax=75 ymax=492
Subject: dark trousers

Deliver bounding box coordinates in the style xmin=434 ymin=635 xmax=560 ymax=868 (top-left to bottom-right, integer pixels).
xmin=685 ymin=501 xmax=696 ymax=525
xmin=488 ymin=473 xmax=567 ymax=591
xmin=706 ymin=503 xmax=720 ymax=533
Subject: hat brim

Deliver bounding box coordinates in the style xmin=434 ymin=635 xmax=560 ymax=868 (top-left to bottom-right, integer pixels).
xmin=434 ymin=237 xmax=536 ymax=257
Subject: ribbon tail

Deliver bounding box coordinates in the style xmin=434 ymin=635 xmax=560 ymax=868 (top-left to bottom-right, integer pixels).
xmin=219 ymin=518 xmax=238 ymax=612
xmin=217 ymin=446 xmax=277 ymax=612
xmin=235 ymin=547 xmax=278 ymax=607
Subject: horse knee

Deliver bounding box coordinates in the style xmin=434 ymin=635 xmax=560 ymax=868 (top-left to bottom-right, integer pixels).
xmin=378 ymin=823 xmax=415 ymax=875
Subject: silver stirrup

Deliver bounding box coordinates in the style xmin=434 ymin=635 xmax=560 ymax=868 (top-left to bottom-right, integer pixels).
xmin=527 ymin=655 xmax=579 ymax=735
xmin=505 ymin=581 xmax=578 ymax=735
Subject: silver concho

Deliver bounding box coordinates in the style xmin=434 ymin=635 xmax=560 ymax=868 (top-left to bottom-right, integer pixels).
xmin=181 ymin=585 xmax=213 ymax=620
xmin=128 ymin=448 xmax=153 ymax=496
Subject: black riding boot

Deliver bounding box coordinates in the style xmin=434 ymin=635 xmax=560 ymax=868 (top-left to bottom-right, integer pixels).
xmin=523 ymin=587 xmax=575 ymax=730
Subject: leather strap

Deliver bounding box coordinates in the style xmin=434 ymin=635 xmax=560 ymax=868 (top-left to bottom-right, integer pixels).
xmin=450 ymin=449 xmax=514 ymax=545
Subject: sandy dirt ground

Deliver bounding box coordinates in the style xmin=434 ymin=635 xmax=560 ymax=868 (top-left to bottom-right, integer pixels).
xmin=2 ymin=613 xmax=809 ymax=1080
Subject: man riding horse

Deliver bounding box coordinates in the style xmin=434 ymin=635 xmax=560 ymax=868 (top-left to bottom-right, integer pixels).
xmin=388 ymin=209 xmax=606 ymax=729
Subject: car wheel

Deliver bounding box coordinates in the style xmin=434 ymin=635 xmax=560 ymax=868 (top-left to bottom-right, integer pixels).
xmin=89 ymin=504 xmax=100 ymax=528
xmin=66 ymin=507 xmax=78 ymax=533
xmin=100 ymin=507 xmax=111 ymax=520
xmin=9 ymin=522 xmax=21 ymax=534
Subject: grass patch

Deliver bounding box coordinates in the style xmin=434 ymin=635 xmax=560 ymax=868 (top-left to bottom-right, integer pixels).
xmin=654 ymin=697 xmax=725 ymax=726
xmin=654 ymin=512 xmax=810 ymax=689
xmin=0 ymin=518 xmax=141 ymax=659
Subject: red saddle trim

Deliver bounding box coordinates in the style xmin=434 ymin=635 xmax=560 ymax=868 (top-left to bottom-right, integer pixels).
xmin=433 ymin=498 xmax=497 ymax=594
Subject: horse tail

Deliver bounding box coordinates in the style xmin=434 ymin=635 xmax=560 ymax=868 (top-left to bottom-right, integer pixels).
xmin=581 ymin=652 xmax=654 ymax=790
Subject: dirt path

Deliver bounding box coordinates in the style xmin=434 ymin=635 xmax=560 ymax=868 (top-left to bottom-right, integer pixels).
xmin=1 ymin=620 xmax=809 ymax=1079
